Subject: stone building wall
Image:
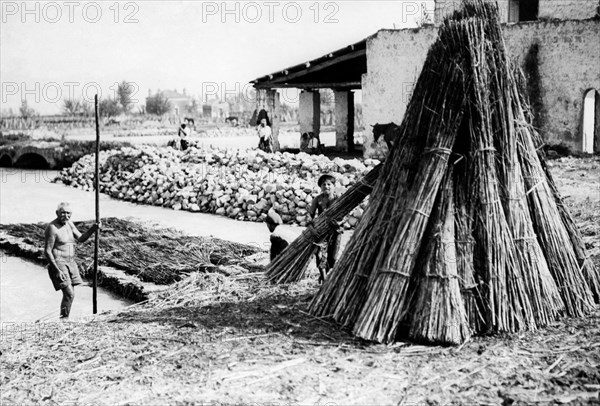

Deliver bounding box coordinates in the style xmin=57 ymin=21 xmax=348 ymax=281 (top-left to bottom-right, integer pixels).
xmin=363 ymin=19 xmax=600 ymax=157
xmin=503 ymin=19 xmax=600 ymax=150
xmin=538 ymin=0 xmax=599 ymax=20
xmin=434 ymin=0 xmax=599 ymax=23
xmin=362 ymin=29 xmax=438 ymax=158
xmin=434 ymin=0 xmax=510 ymax=23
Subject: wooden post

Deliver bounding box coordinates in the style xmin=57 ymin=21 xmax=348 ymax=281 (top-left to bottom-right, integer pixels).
xmin=93 ymin=94 xmax=100 ymax=314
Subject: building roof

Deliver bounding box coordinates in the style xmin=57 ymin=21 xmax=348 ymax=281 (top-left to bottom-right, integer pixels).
xmin=250 ymin=37 xmax=368 ymax=90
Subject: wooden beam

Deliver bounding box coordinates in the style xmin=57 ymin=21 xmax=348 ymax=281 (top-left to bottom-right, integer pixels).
xmin=250 ymin=39 xmax=367 ymax=85
xmin=267 ymin=49 xmax=366 ymax=84
xmin=254 ymin=81 xmax=361 ymax=90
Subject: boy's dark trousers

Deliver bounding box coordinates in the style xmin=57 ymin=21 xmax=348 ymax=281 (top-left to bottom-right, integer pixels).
xmin=316 ymin=230 xmax=341 ymax=283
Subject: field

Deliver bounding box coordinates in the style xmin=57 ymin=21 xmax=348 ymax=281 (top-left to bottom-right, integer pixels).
xmin=4 ymin=121 xmax=363 ymax=151
xmin=1 ymin=157 xmax=599 ymax=405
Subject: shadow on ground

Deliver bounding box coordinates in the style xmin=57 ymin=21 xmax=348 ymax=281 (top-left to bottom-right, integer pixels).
xmin=113 ymin=287 xmax=365 ymax=347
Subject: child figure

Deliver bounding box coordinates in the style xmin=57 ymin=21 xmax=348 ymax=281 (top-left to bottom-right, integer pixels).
xmin=308 ymin=173 xmax=343 ymax=283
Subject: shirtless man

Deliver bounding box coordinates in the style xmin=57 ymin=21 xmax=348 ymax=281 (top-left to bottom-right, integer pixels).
xmin=44 ymin=202 xmax=99 ymax=319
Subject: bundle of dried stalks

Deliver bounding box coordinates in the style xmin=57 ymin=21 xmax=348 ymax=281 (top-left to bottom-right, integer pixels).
xmin=266 ymin=164 xmax=382 ymax=284
xmin=460 ymin=15 xmax=528 ymax=333
xmin=408 ymin=168 xmax=470 ymax=344
xmin=353 ymin=92 xmax=466 ymax=342
xmin=482 ymin=20 xmax=564 ymax=328
xmin=512 ymin=87 xmax=595 ymax=317
xmin=453 ymin=145 xmax=482 ymax=331
xmin=310 ymin=20 xmax=467 ymax=331
xmin=514 ymin=82 xmax=600 ymax=304
xmin=350 ymin=28 xmax=468 ymax=343
xmin=306 ymin=0 xmax=598 ymax=345
xmin=541 ymin=160 xmax=600 ymax=304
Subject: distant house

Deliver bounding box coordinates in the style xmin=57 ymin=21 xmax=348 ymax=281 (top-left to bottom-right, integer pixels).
xmin=201 ymin=100 xmax=230 ymax=119
xmin=146 ymin=88 xmax=196 ymax=117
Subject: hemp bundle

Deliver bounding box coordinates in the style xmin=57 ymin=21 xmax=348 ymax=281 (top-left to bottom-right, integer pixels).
xmin=308 ymin=0 xmax=599 ymax=345
xmin=266 ymin=164 xmax=382 ymax=284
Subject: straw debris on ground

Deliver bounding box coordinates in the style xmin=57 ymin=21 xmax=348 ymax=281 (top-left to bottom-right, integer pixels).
xmin=2 ymin=253 xmax=599 ymax=404
xmin=1 ymin=156 xmax=598 ymax=404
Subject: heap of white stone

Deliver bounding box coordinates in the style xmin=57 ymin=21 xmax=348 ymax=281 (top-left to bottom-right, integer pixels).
xmin=56 ymin=145 xmax=379 ymax=228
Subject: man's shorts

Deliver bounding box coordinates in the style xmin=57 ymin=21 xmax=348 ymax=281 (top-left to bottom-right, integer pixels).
xmin=48 ymin=260 xmax=83 ymax=291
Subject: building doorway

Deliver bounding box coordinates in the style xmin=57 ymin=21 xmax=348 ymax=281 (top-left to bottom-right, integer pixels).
xmin=508 ymin=0 xmax=539 ymax=22
xmin=582 ymin=89 xmax=599 ymax=153
xmin=519 ymin=0 xmax=538 ymax=21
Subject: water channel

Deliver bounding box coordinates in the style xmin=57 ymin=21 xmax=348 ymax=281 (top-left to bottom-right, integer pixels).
xmin=1 ymin=252 xmax=132 ymax=322
xmin=0 ymin=168 xmax=272 ymax=322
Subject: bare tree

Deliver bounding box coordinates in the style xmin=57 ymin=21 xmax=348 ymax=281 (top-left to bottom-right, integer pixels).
xmin=146 ymin=93 xmax=172 ymax=116
xmin=63 ymin=99 xmax=81 ymax=115
xmin=19 ymin=100 xmax=37 ymax=118
xmin=80 ymin=100 xmax=93 ymax=117
xmin=99 ymin=97 xmax=122 ymax=117
xmin=117 ymin=81 xmax=135 ymax=113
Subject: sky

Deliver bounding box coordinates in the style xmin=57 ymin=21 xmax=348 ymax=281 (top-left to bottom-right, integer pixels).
xmin=0 ymin=0 xmax=435 ymax=114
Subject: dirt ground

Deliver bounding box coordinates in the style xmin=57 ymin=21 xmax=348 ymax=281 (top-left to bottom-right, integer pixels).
xmin=1 ymin=157 xmax=599 ymax=405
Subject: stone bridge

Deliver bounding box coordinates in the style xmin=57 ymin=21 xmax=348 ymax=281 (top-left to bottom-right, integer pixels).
xmin=0 ymin=141 xmax=67 ymax=169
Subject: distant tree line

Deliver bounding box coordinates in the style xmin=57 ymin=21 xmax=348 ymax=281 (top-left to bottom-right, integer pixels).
xmin=145 ymin=93 xmax=172 ymax=116
xmin=12 ymin=81 xmax=362 ymax=127
xmin=57 ymin=80 xmax=138 ymax=118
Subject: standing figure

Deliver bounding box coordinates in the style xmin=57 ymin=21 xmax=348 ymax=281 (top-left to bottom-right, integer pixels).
xmin=44 ymin=202 xmax=99 ymax=319
xmin=184 ymin=117 xmax=196 ymax=132
xmin=308 ymin=173 xmax=343 ymax=283
xmin=257 ymin=117 xmax=273 ymax=153
xmin=178 ymin=122 xmax=191 ymax=151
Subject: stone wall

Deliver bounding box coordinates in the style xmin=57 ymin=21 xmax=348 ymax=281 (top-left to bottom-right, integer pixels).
xmin=539 ymin=0 xmax=599 ymax=20
xmin=362 ymin=29 xmax=438 ymax=158
xmin=435 ymin=0 xmax=510 ymax=23
xmin=504 ymin=19 xmax=600 ymax=150
xmin=434 ymin=0 xmax=599 ymax=23
xmin=362 ymin=19 xmax=600 ymax=157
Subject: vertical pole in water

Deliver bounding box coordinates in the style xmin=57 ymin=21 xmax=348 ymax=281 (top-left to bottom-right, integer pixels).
xmin=93 ymin=94 xmax=100 ymax=314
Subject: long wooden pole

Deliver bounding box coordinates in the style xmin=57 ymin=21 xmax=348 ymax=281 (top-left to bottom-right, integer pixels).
xmin=93 ymin=94 xmax=100 ymax=314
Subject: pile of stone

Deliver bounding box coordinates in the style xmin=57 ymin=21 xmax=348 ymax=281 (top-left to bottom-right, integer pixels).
xmin=111 ymin=128 xmax=174 ymax=138
xmin=56 ymin=145 xmax=379 ymax=228
xmin=195 ymin=127 xmax=257 ymax=138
